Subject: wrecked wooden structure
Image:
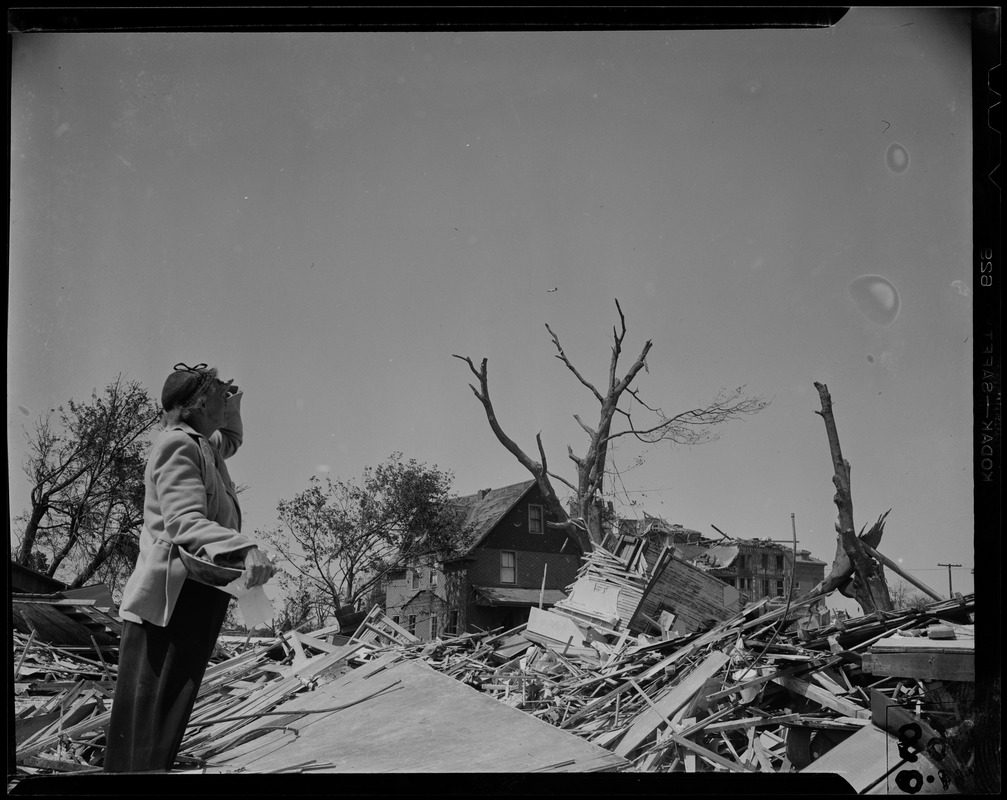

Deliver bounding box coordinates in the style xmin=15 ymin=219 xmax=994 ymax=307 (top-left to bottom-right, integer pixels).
xmin=11 ymin=571 xmax=987 ymax=791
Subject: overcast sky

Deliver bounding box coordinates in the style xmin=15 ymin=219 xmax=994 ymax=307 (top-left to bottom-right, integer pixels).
xmin=8 ymin=8 xmax=977 ymax=612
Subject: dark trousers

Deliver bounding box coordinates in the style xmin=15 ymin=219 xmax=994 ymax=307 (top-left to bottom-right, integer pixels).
xmin=104 ymin=579 xmax=230 ymax=772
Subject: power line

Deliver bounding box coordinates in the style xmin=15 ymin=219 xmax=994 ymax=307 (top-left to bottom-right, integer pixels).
xmin=897 ymin=567 xmax=972 ymax=572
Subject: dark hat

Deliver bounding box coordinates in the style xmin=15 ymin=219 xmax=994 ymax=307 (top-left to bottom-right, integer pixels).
xmin=161 ymin=363 xmax=214 ymax=410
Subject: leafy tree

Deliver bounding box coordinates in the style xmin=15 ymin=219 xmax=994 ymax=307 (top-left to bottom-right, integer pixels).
xmin=889 ymin=579 xmax=931 ymax=612
xmin=259 ymin=453 xmax=470 ymax=623
xmin=454 ymin=299 xmax=769 ymax=545
xmin=13 ymin=375 xmax=161 ymax=593
xmin=266 ymin=572 xmax=326 ymax=635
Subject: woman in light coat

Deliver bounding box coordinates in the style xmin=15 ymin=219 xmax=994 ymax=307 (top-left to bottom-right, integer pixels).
xmin=104 ymin=363 xmax=274 ymax=772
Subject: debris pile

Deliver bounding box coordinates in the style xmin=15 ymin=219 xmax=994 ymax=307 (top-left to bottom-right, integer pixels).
xmin=11 ymin=574 xmax=983 ymax=785
xmin=381 ymin=590 xmax=978 ymax=784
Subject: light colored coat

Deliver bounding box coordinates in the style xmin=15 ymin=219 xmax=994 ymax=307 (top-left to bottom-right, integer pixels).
xmin=118 ymin=400 xmax=256 ymax=626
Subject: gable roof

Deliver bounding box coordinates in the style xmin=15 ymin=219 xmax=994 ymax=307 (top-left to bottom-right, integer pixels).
xmin=450 ymin=480 xmax=537 ymax=555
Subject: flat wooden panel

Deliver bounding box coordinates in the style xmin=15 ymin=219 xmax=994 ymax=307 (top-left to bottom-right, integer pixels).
xmin=629 ymin=557 xmax=736 ymax=634
xmin=862 ymin=652 xmax=975 ymax=682
xmin=871 ymin=634 xmax=974 ymax=653
xmin=12 ymin=603 xmax=99 ymax=646
xmin=211 ymin=655 xmax=628 ymax=773
xmin=802 ymin=719 xmax=959 ymax=793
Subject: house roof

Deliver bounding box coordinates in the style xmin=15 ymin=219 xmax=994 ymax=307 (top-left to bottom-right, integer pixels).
xmin=685 ymin=544 xmax=741 ymax=571
xmin=473 ymin=586 xmax=568 ymax=607
xmin=450 ymin=480 xmax=537 ymax=555
xmin=618 ymin=516 xmax=711 ymax=545
xmin=398 ymin=588 xmax=446 ymax=609
xmin=10 ymin=561 xmax=68 ymax=594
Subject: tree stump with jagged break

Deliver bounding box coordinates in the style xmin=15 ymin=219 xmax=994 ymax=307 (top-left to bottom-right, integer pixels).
xmin=814 ymin=381 xmax=893 ymax=613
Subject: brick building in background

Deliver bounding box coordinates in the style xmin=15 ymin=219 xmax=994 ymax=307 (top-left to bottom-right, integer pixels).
xmin=617 ymin=516 xmax=827 ymax=603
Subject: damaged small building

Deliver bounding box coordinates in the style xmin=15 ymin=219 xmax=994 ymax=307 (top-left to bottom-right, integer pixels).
xmin=385 ymin=498 xmax=830 ymax=645
xmin=616 ymin=516 xmax=827 ymax=604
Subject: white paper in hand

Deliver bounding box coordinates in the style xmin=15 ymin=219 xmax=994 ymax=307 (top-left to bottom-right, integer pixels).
xmin=222 ymin=576 xmax=275 ymax=630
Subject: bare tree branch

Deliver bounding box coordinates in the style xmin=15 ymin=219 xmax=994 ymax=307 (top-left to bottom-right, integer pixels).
xmin=545 ymin=325 xmax=604 ymax=402
xmin=451 ymin=354 xmax=546 ymax=480
xmin=546 ymin=470 xmax=578 ymax=493
xmin=612 ymin=388 xmax=768 ymax=446
xmin=457 ymin=298 xmax=770 ymax=547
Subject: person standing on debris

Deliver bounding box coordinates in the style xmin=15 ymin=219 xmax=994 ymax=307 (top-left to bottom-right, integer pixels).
xmin=104 ymin=362 xmax=275 ymax=773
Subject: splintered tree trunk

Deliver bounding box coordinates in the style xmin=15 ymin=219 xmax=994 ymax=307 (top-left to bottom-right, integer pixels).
xmin=814 ymin=382 xmax=893 ymax=613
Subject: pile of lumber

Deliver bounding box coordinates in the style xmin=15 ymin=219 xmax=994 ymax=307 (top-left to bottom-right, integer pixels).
xmin=13 ymin=630 xmax=119 ymax=774
xmin=11 ymin=592 xmax=980 ymax=784
xmin=350 ymin=593 xmax=979 ymax=783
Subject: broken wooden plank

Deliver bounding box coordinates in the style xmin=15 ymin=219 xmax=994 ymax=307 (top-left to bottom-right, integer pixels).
xmin=614 ymin=650 xmax=730 ymax=757
xmin=671 ymin=731 xmax=755 ymax=773
xmin=701 ymin=713 xmax=801 ymax=734
xmin=771 ymin=675 xmax=869 ymax=719
xmin=14 ymin=630 xmax=38 ymax=680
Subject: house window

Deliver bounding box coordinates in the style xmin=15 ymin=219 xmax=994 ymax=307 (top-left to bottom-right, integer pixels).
xmin=407 ymin=614 xmax=417 ymax=634
xmin=411 ymin=569 xmax=421 ymax=590
xmin=448 ymin=609 xmax=459 ymax=635
xmin=738 ymin=554 xmax=748 ymax=570
xmin=794 ymin=580 xmax=801 ymax=590
xmin=429 ymin=616 xmax=438 ymax=640
xmin=528 ymin=504 xmax=544 ymax=534
xmin=500 ymin=551 xmax=516 ymax=584
xmin=762 ymin=579 xmax=771 ymax=597
xmin=430 ymin=569 xmax=438 ymax=587
xmin=776 ymin=580 xmax=785 ymax=597
xmin=776 ymin=555 xmax=784 ymax=571
xmin=761 ymin=554 xmax=769 ymax=570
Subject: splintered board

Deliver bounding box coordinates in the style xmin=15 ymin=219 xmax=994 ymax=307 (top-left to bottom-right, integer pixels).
xmin=208 ymin=653 xmax=629 ymax=773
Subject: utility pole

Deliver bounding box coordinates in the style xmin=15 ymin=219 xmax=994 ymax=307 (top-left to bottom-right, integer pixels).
xmin=938 ymin=563 xmax=962 ymax=597
xmin=790 ymin=513 xmax=798 ymax=595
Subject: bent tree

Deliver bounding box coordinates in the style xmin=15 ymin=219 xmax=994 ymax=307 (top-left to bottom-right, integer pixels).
xmin=454 ymin=299 xmax=769 ymax=547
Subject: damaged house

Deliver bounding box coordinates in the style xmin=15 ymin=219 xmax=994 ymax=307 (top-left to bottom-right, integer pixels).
xmin=384 ymin=480 xmax=588 ymax=640
xmin=617 ymin=517 xmax=827 ymax=603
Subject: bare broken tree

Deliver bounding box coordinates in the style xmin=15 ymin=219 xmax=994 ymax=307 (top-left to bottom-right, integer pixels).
xmin=454 ymin=299 xmax=769 ymax=547
xmin=808 ymin=381 xmax=894 ymax=613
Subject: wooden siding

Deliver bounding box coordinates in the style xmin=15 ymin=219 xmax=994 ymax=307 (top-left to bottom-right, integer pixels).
xmin=399 ymin=590 xmax=448 ymax=640
xmin=630 ymin=547 xmax=739 ymax=634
